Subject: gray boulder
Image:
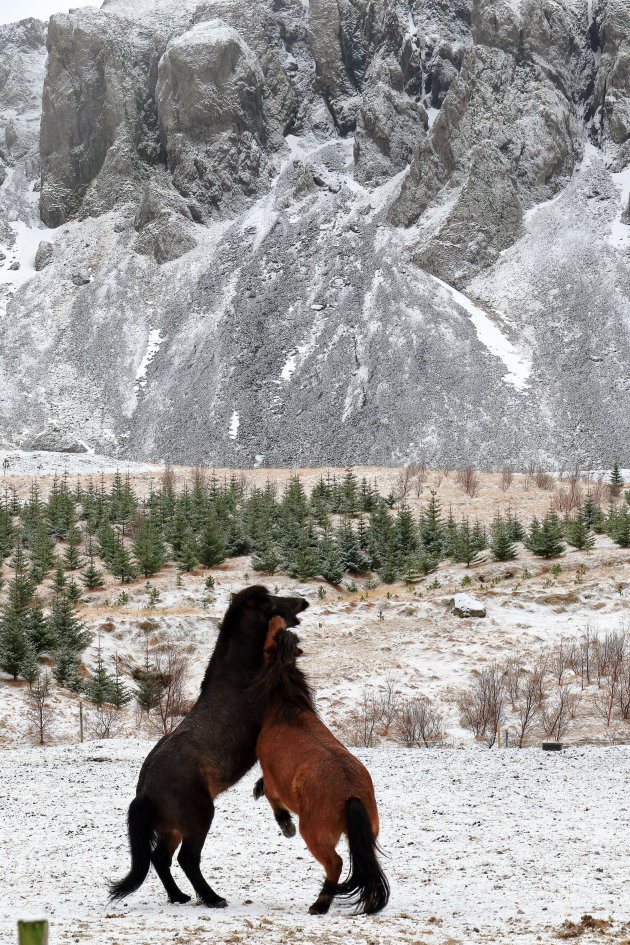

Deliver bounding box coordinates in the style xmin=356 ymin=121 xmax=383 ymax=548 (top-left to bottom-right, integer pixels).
xmin=71 ymin=271 xmax=91 ymax=286
xmin=451 ymin=593 xmax=486 ymax=618
xmin=34 ymin=240 xmax=53 ymax=270
xmin=133 ymin=178 xmax=198 ymax=264
xmin=22 ymin=426 xmax=88 ymax=453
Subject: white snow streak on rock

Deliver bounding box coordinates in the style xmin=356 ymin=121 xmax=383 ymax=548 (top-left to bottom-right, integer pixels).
xmin=228 ymin=410 xmax=240 ymax=439
xmin=426 ymin=106 xmax=440 ymax=129
xmin=134 ymin=329 xmax=165 ymax=389
xmin=280 ymin=351 xmax=298 ymax=381
xmin=431 ymin=275 xmax=532 ymax=391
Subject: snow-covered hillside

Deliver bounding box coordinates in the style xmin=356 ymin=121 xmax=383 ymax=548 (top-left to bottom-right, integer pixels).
xmin=0 ymin=0 xmax=629 ymax=466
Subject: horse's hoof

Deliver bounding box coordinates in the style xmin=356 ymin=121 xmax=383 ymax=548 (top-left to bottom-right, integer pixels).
xmin=170 ymin=893 xmax=191 ymax=904
xmin=308 ymin=900 xmax=330 ymax=915
xmin=281 ymin=820 xmax=296 ymax=838
xmin=201 ymin=897 xmax=228 ymax=908
xmin=253 ymin=778 xmax=265 ymax=800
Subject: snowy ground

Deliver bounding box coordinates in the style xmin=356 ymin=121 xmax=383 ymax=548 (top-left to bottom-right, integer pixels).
xmin=2 ymin=740 xmax=629 ymax=945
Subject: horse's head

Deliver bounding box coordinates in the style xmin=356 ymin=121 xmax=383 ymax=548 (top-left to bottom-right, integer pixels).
xmin=264 ymin=617 xmax=303 ymax=664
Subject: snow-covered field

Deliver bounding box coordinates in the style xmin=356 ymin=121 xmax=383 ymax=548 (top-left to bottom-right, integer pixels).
xmin=2 ymin=740 xmax=629 ymax=944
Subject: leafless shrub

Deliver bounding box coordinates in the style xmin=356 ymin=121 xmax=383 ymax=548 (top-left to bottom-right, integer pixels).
xmin=503 ymin=657 xmax=522 ymax=709
xmin=412 ymin=462 xmax=427 ymax=496
xmin=591 ymin=477 xmax=607 ymax=505
xmin=27 ymin=670 xmax=54 ymax=745
xmin=353 ymin=688 xmax=380 ymax=747
xmin=522 ymin=461 xmax=535 ymax=490
xmin=593 ymin=631 xmax=626 ymax=726
xmin=456 ymin=465 xmax=480 ymax=498
xmin=396 ymin=696 xmax=445 ymax=747
xmin=535 ymin=467 xmax=555 ymax=490
xmin=88 ymin=703 xmax=117 ymax=739
xmin=395 ymin=467 xmax=415 ymax=501
xmin=458 ymin=664 xmax=505 ymax=747
xmin=514 ymin=670 xmax=545 ymax=747
xmin=162 ymin=463 xmax=176 ymax=493
xmin=192 ymin=465 xmax=207 ymax=491
xmin=375 ymin=676 xmax=400 ymax=734
xmin=553 ymin=477 xmax=582 ymax=513
xmin=151 ymin=642 xmax=191 ymax=735
xmin=540 ymin=685 xmax=580 ymax=740
xmin=500 ymin=466 xmax=514 ymax=492
xmin=618 ymin=656 xmax=630 ymax=721
xmin=550 ymin=640 xmax=576 ymax=685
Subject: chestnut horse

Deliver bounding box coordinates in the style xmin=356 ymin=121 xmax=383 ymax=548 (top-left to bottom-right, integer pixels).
xmin=253 ymin=617 xmax=389 ymax=915
xmin=109 ymin=586 xmax=308 ymax=907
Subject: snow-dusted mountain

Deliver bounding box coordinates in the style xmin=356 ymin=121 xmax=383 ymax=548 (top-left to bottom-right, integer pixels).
xmin=0 ymin=0 xmax=628 ymax=466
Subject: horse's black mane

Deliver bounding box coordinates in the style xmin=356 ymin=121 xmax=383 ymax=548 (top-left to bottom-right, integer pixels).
xmin=200 ymin=585 xmax=270 ymax=694
xmin=256 ymin=628 xmax=315 ymax=724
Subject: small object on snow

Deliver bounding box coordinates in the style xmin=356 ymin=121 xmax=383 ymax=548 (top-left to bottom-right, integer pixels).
xmin=542 ymin=742 xmax=563 ymax=751
xmin=18 ymin=918 xmax=49 ymax=945
xmin=0 ymin=250 xmax=5 ymax=260
xmin=35 ymin=241 xmax=53 ymax=271
xmin=71 ymin=271 xmax=91 ymax=286
xmin=451 ymin=593 xmax=486 ymax=618
xmin=8 ymin=260 xmax=20 ymax=271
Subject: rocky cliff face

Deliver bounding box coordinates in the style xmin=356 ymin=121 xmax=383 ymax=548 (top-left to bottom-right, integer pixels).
xmin=0 ymin=0 xmax=628 ymax=467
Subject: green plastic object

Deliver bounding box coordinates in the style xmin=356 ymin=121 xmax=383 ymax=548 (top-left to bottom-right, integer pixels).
xmin=17 ymin=920 xmax=49 ymax=945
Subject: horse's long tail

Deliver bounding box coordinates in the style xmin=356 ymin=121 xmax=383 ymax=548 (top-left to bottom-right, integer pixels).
xmin=335 ymin=797 xmax=389 ymax=915
xmin=108 ymin=795 xmax=155 ymax=900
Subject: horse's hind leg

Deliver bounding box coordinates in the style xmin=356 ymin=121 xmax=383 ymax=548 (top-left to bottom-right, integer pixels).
xmin=300 ymin=824 xmax=343 ymax=915
xmin=152 ymin=833 xmax=190 ymax=904
xmin=177 ymin=797 xmax=227 ymax=908
xmin=261 ymin=785 xmax=295 ymax=838
xmin=253 ymin=777 xmax=265 ymax=800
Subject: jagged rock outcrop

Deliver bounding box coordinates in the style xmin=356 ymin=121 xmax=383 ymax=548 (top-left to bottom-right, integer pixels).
xmin=156 ymin=21 xmax=268 ymax=214
xmin=0 ymin=0 xmax=629 ymax=467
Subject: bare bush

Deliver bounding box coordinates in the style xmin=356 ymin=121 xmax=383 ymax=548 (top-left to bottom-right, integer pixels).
xmin=522 ymin=461 xmax=535 ymax=490
xmin=395 ymin=467 xmax=415 ymax=501
xmin=458 ymin=665 xmax=505 ymax=747
xmin=535 ymin=466 xmax=555 ymax=490
xmin=500 ymin=466 xmax=514 ymax=492
xmin=151 ymin=642 xmax=191 ymax=735
xmin=396 ymin=696 xmax=445 ymax=747
xmin=456 ymin=465 xmax=480 ymax=498
xmin=162 ymin=463 xmax=176 ymax=493
xmin=353 ymin=688 xmax=380 ymax=747
xmin=514 ymin=670 xmax=545 ymax=747
xmin=550 ymin=640 xmax=576 ymax=685
xmin=540 ymin=685 xmax=580 ymax=741
xmin=554 ymin=478 xmax=582 ymax=513
xmin=413 ymin=462 xmax=427 ymax=496
xmin=503 ymin=657 xmax=522 ymax=709
xmin=88 ymin=703 xmax=117 ymax=739
xmin=374 ymin=676 xmax=400 ymax=734
xmin=593 ymin=632 xmax=626 ymax=726
xmin=591 ymin=477 xmax=607 ymax=505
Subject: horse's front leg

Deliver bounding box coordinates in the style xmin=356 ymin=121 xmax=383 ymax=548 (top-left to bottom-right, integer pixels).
xmin=254 ymin=778 xmax=296 ymax=838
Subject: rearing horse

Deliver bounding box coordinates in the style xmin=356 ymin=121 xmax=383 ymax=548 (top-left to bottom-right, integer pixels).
xmin=254 ymin=616 xmax=389 ymax=915
xmin=109 ymin=586 xmax=309 ymax=907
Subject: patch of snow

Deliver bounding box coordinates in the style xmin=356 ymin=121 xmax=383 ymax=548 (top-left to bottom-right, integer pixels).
xmin=430 ymin=275 xmax=532 ymax=392
xmin=0 ymin=219 xmax=57 ymax=292
xmin=134 ymin=329 xmax=165 ymax=388
xmin=608 ymin=163 xmax=630 ymax=252
xmin=280 ymin=351 xmax=298 ymax=381
xmin=426 ymin=106 xmax=440 ymax=130
xmin=228 ymin=410 xmax=240 ymax=439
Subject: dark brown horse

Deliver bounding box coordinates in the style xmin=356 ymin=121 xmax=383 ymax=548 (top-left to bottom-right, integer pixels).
xmin=109 ymin=586 xmax=309 ymax=907
xmin=253 ymin=617 xmax=389 ymax=915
